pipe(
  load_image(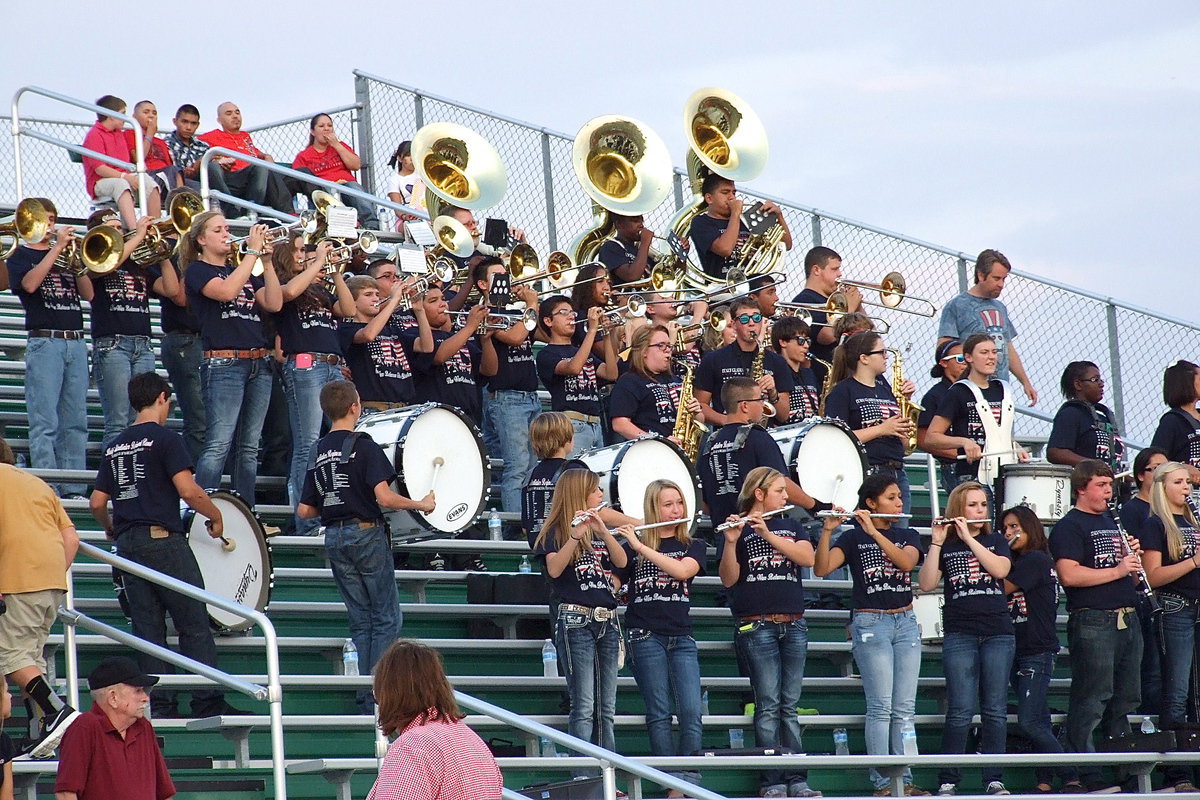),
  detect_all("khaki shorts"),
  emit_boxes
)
[91,176,135,203]
[0,589,64,675]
